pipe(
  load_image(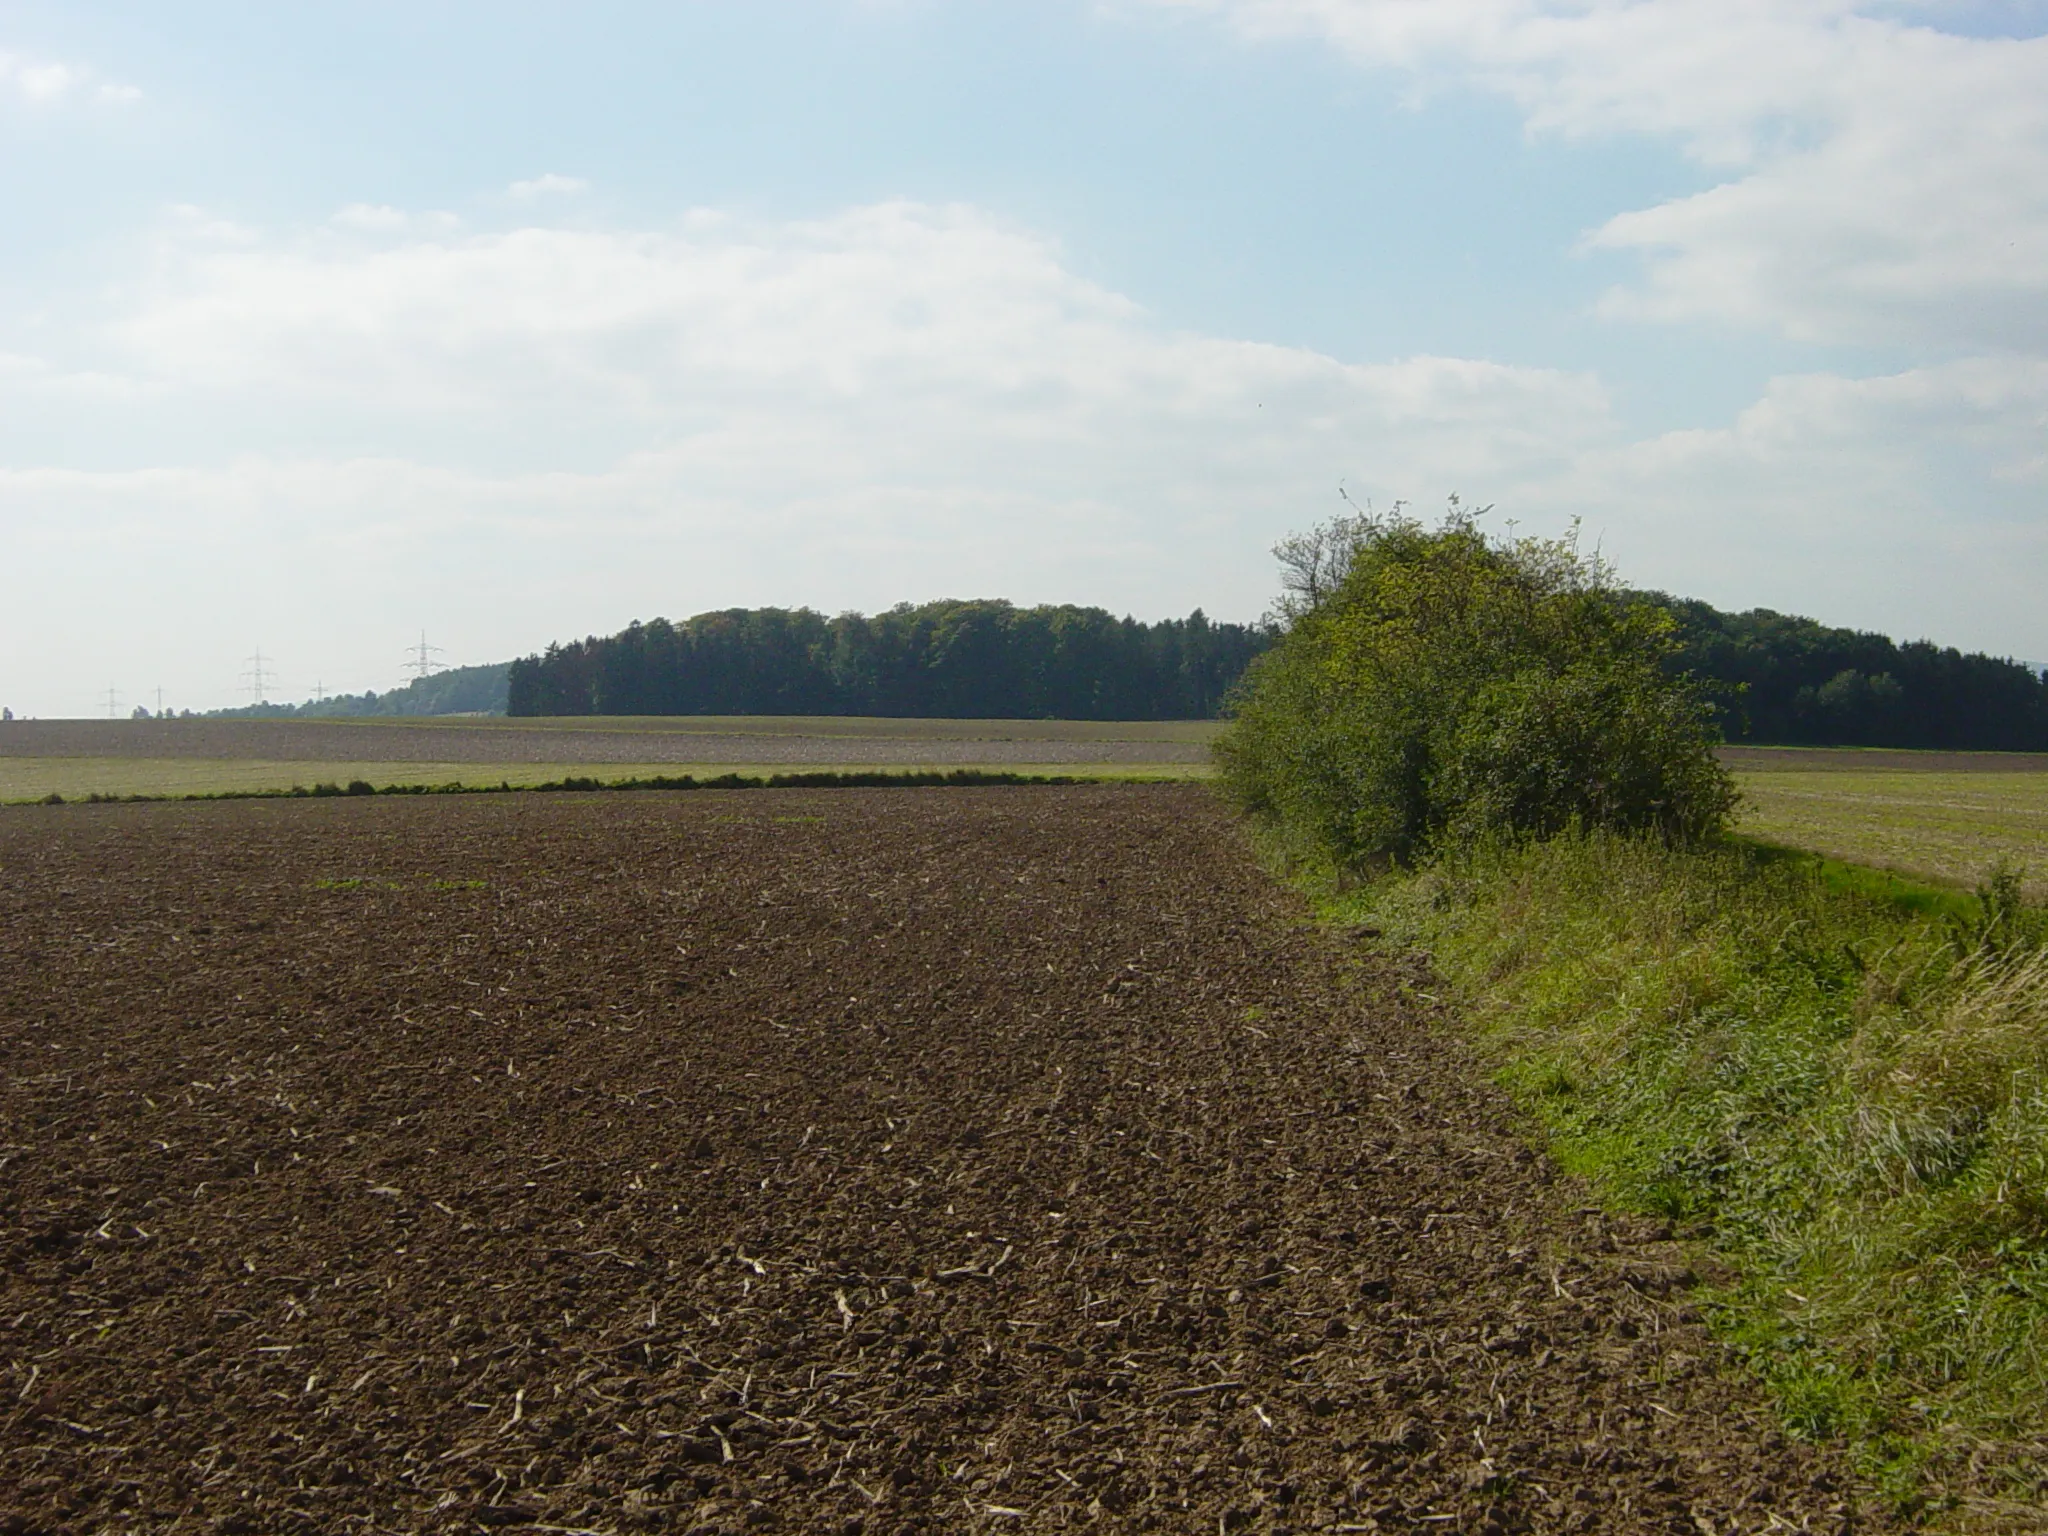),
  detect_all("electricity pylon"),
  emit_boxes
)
[241,648,276,705]
[404,631,447,682]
